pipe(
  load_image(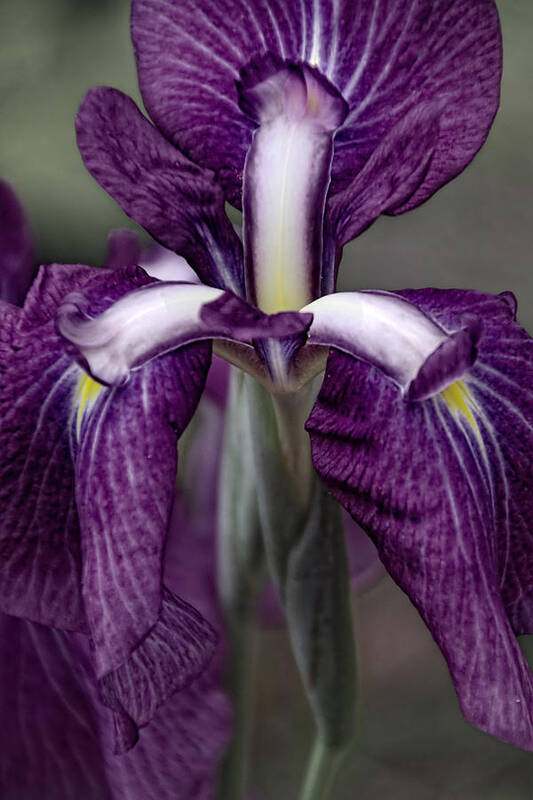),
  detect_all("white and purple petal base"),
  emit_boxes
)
[302,290,481,399]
